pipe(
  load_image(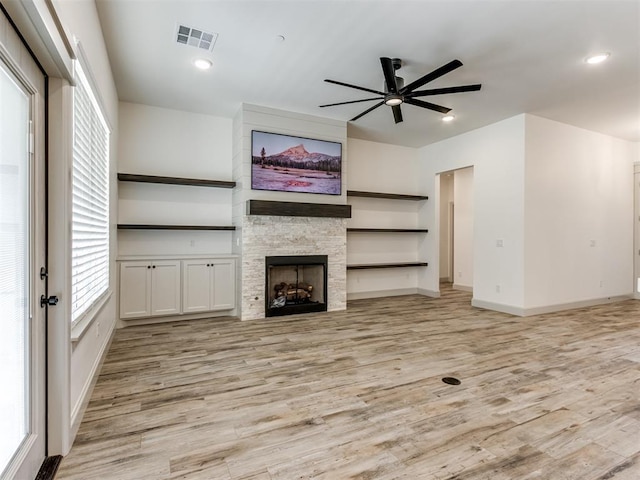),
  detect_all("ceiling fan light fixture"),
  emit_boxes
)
[585,52,610,64]
[193,58,213,70]
[442,114,456,122]
[385,94,403,106]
